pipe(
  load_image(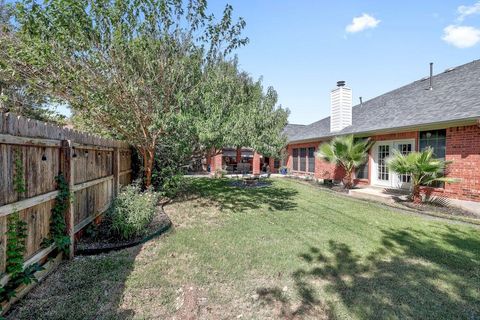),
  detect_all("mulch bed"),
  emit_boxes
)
[76,206,172,255]
[396,200,479,219]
